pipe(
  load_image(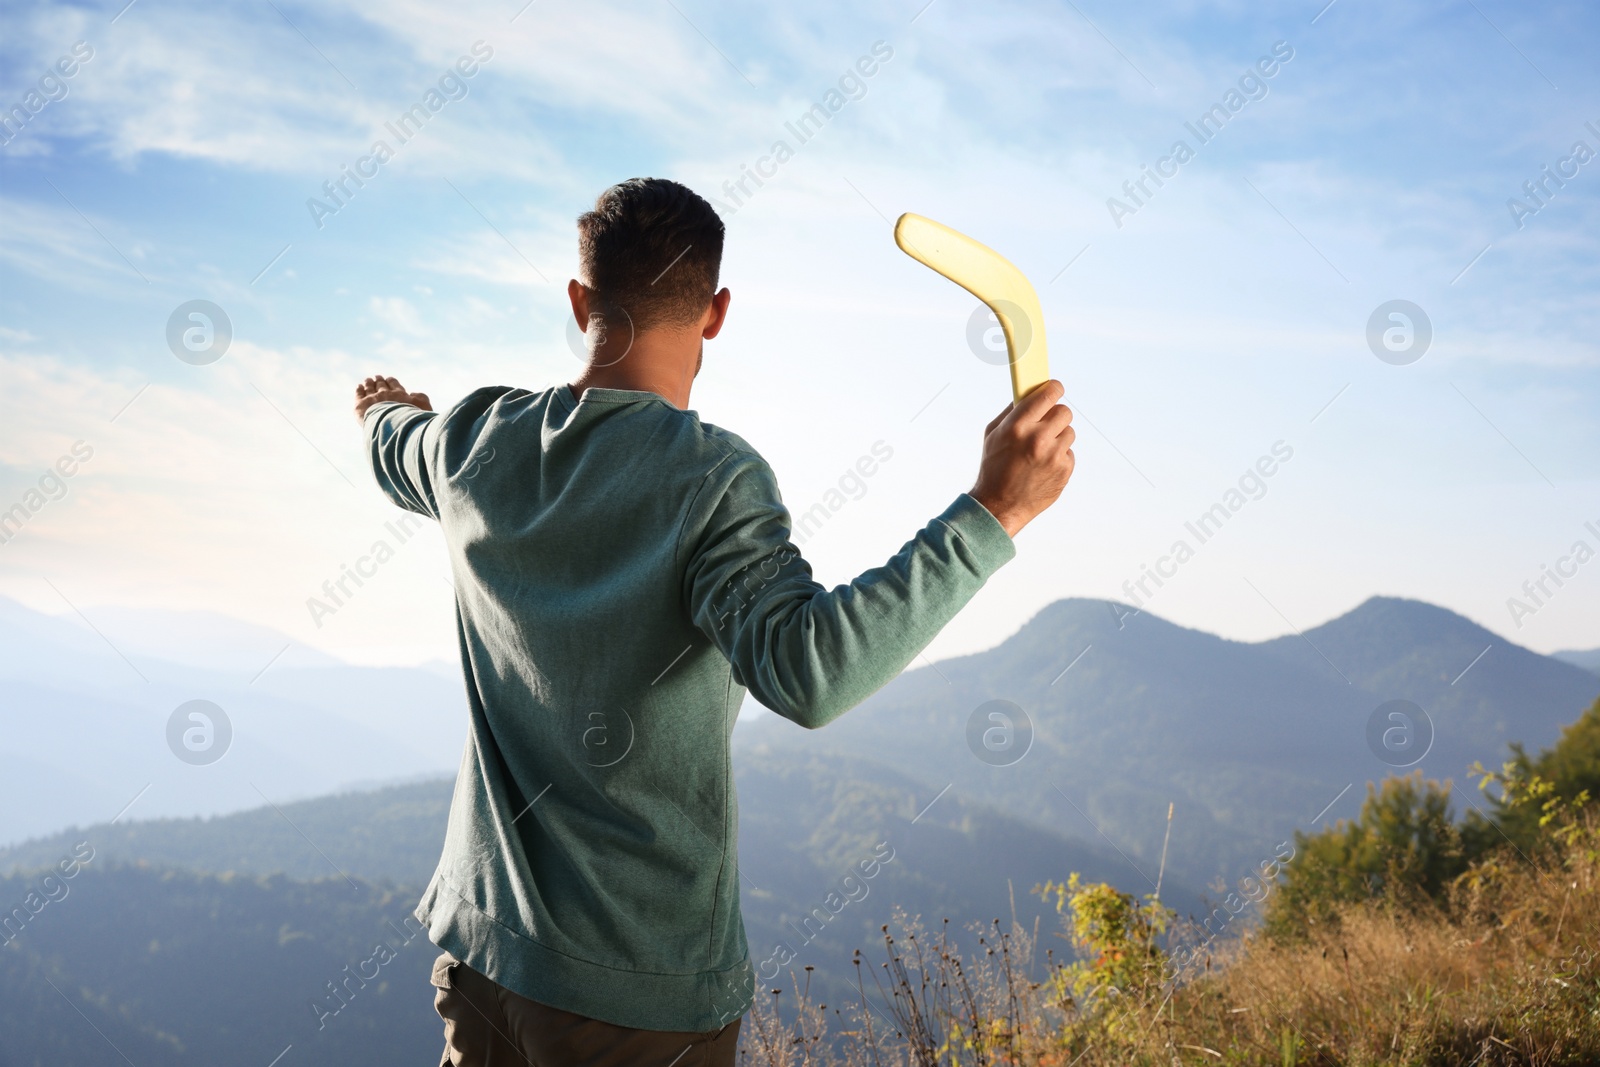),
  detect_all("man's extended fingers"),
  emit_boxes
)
[357,376,411,395]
